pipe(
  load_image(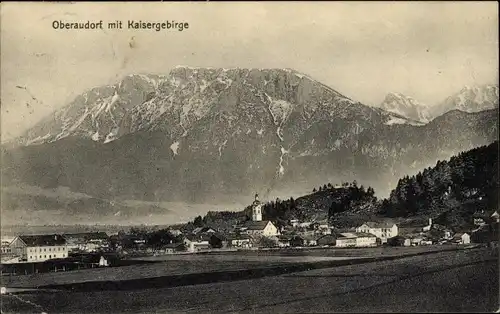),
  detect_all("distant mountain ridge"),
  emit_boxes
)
[379,84,499,123]
[1,67,498,214]
[432,84,499,117]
